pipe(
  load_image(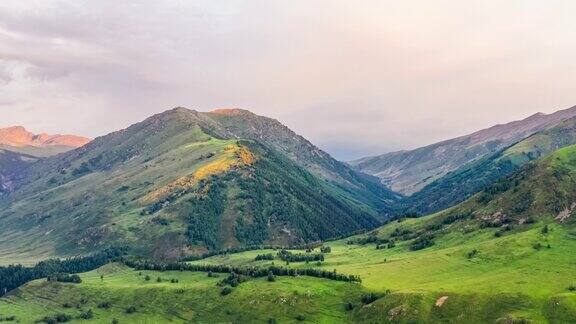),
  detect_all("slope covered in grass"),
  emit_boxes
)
[0,108,390,263]
[191,146,576,322]
[193,216,576,322]
[4,259,575,323]
[402,116,576,216]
